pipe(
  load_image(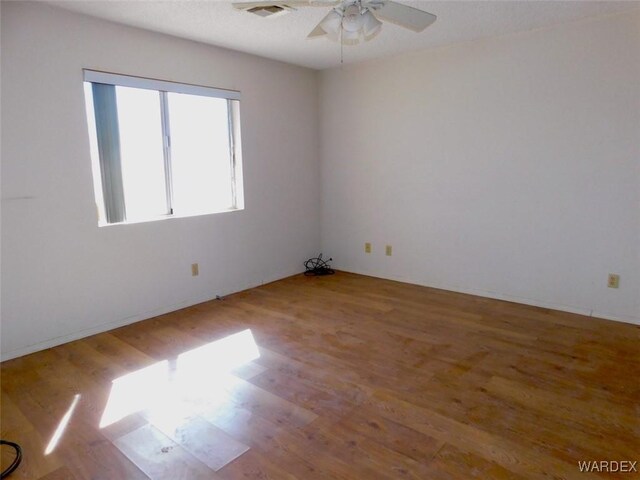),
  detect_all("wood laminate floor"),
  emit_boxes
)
[1,272,639,479]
